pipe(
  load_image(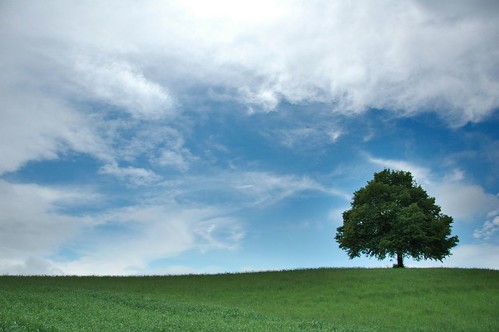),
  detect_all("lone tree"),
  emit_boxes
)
[335,169,458,268]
